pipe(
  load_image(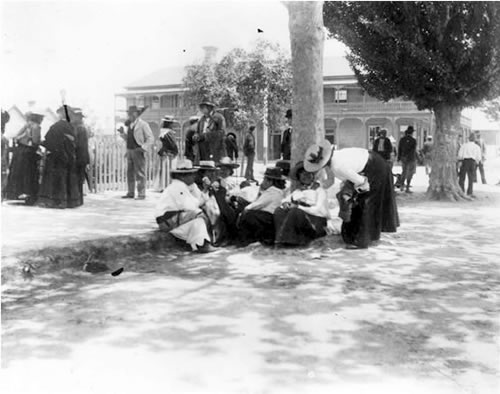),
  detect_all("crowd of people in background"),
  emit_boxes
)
[1,96,489,250]
[1,105,90,208]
